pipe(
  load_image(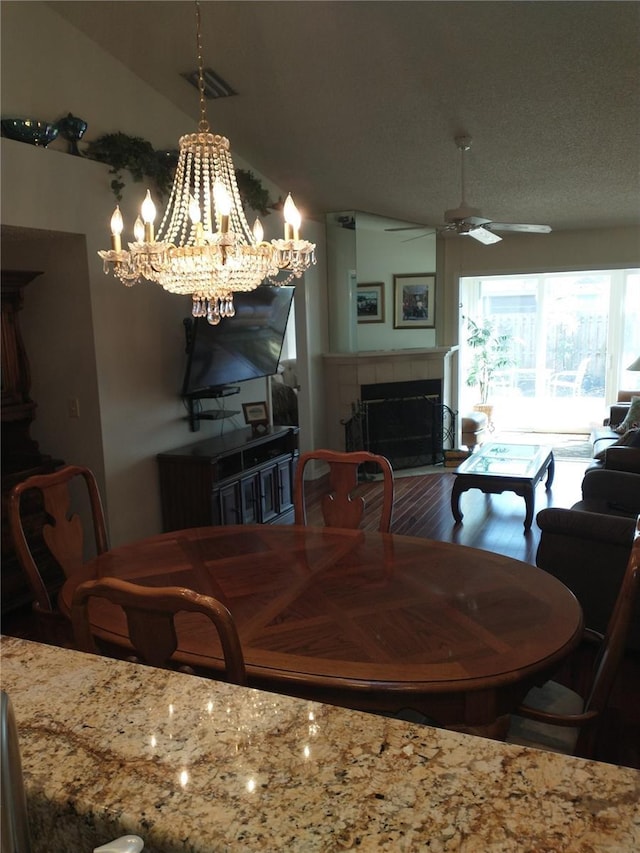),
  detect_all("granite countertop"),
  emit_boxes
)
[2,636,639,852]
